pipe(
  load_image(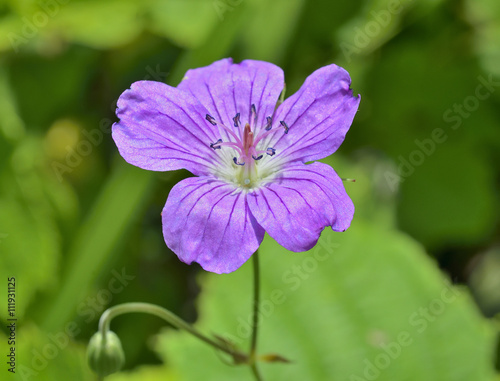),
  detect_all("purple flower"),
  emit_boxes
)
[112,58,360,274]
